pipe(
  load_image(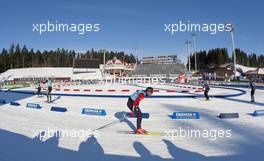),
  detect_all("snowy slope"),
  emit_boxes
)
[0,67,108,81]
